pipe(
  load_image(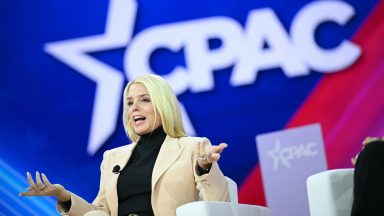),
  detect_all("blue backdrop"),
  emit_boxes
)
[1,0,381,215]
